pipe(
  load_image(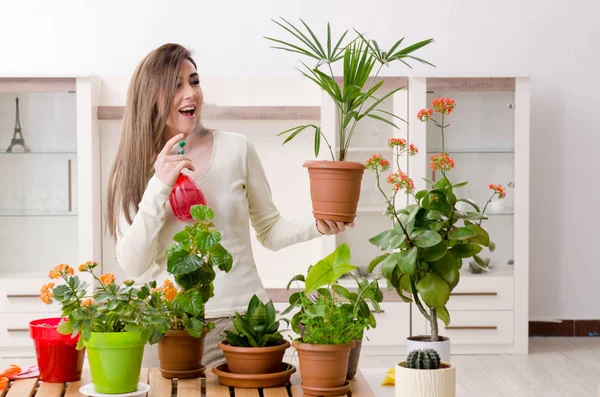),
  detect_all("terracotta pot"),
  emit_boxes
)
[303,160,365,223]
[346,337,363,380]
[292,339,355,389]
[218,340,290,374]
[158,328,209,379]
